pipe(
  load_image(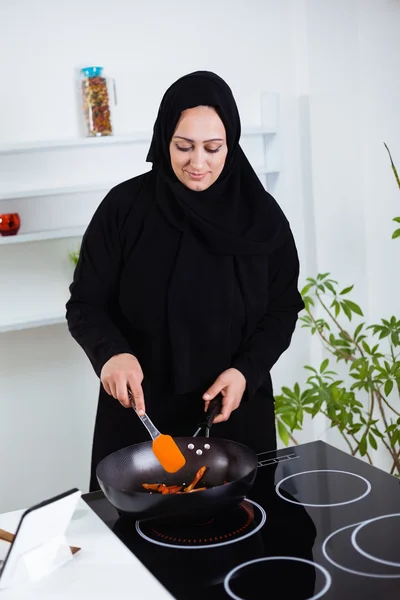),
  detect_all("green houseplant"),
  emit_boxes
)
[275,144,400,476]
[69,248,80,267]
